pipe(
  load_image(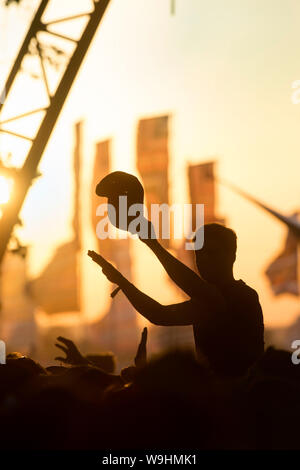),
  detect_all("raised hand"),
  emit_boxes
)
[55,336,88,366]
[134,327,148,368]
[121,328,148,384]
[88,250,124,285]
